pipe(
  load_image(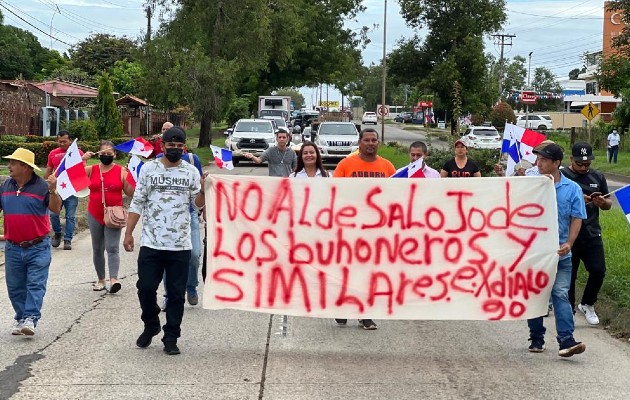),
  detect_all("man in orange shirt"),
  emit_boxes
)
[332,128,395,330]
